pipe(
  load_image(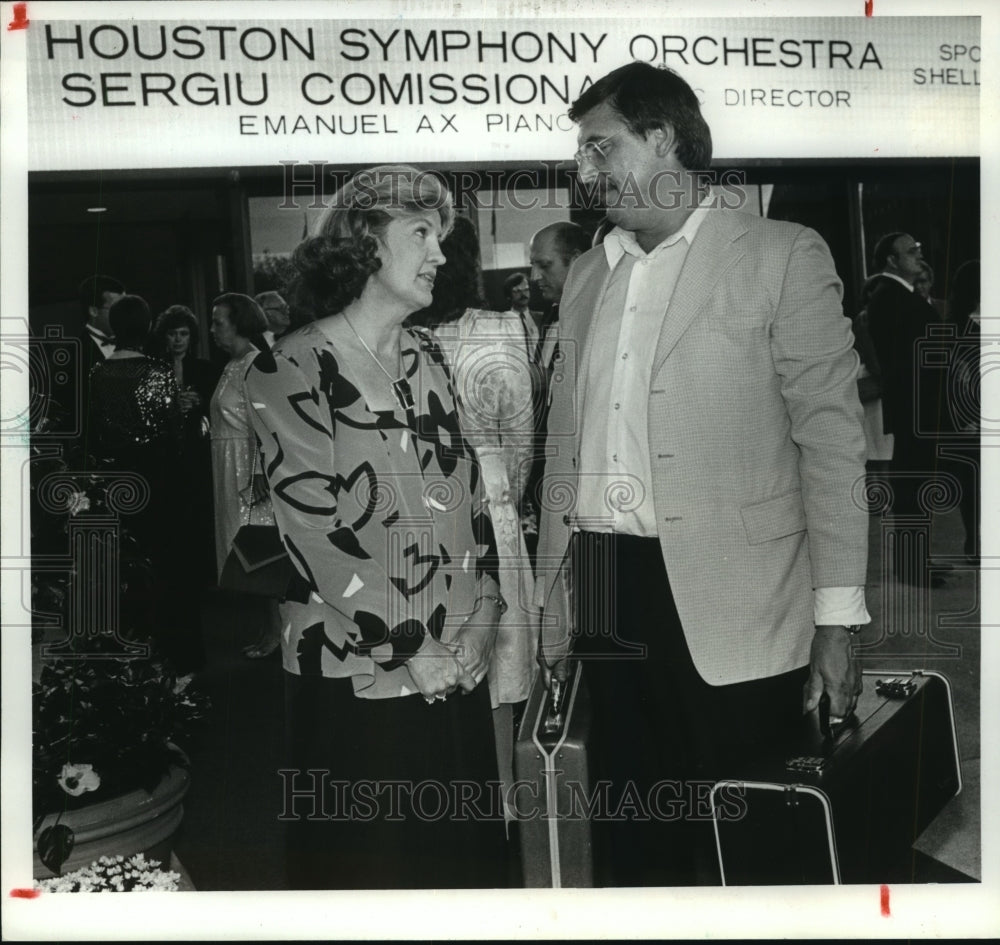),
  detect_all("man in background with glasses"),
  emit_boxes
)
[533,62,870,885]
